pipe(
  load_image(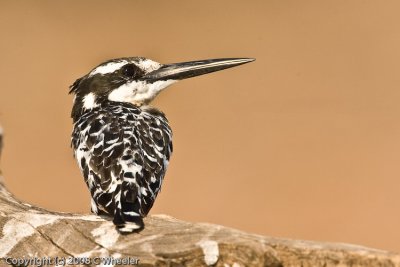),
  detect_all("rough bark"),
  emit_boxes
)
[0,129,399,267]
